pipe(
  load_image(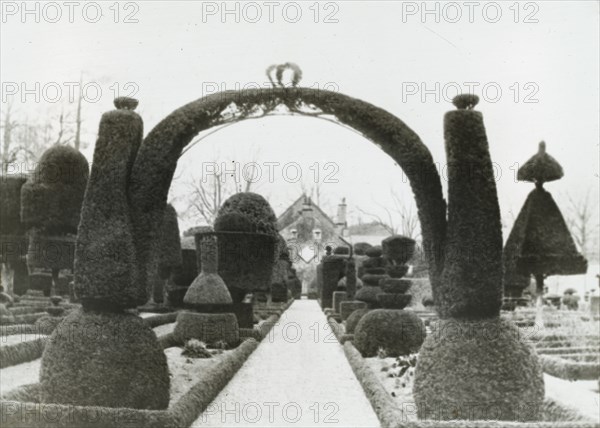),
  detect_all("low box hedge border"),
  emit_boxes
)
[342,341,598,428]
[326,315,345,343]
[1,324,38,336]
[0,337,47,369]
[0,302,293,428]
[1,313,46,326]
[536,347,599,355]
[540,355,600,381]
